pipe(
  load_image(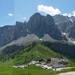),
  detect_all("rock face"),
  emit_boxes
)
[0,22,27,47]
[56,21,72,32]
[0,13,66,47]
[53,15,70,23]
[53,15,72,32]
[67,21,75,39]
[53,15,75,41]
[28,13,63,40]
